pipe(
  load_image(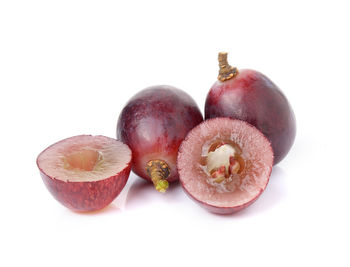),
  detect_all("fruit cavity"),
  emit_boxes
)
[64,149,101,171]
